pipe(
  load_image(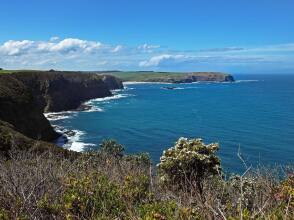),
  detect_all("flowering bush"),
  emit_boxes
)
[157,137,221,192]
